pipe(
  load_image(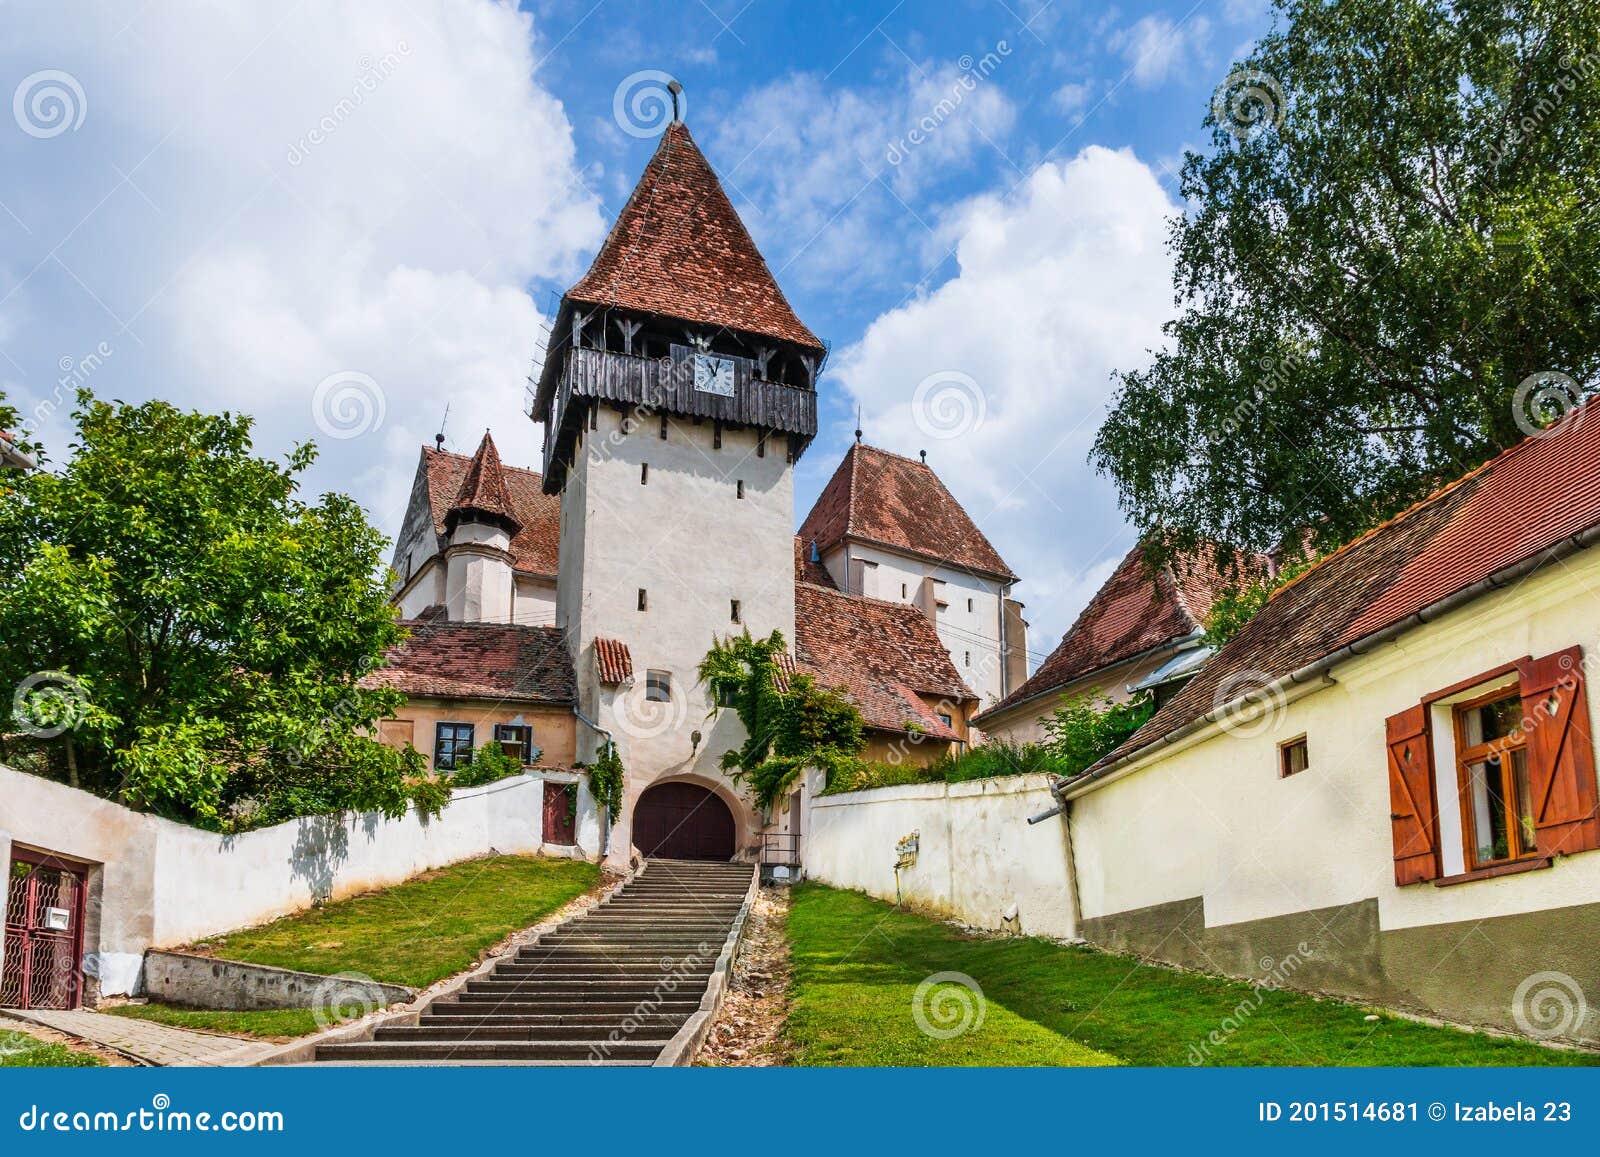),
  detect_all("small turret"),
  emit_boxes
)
[444,432,519,622]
